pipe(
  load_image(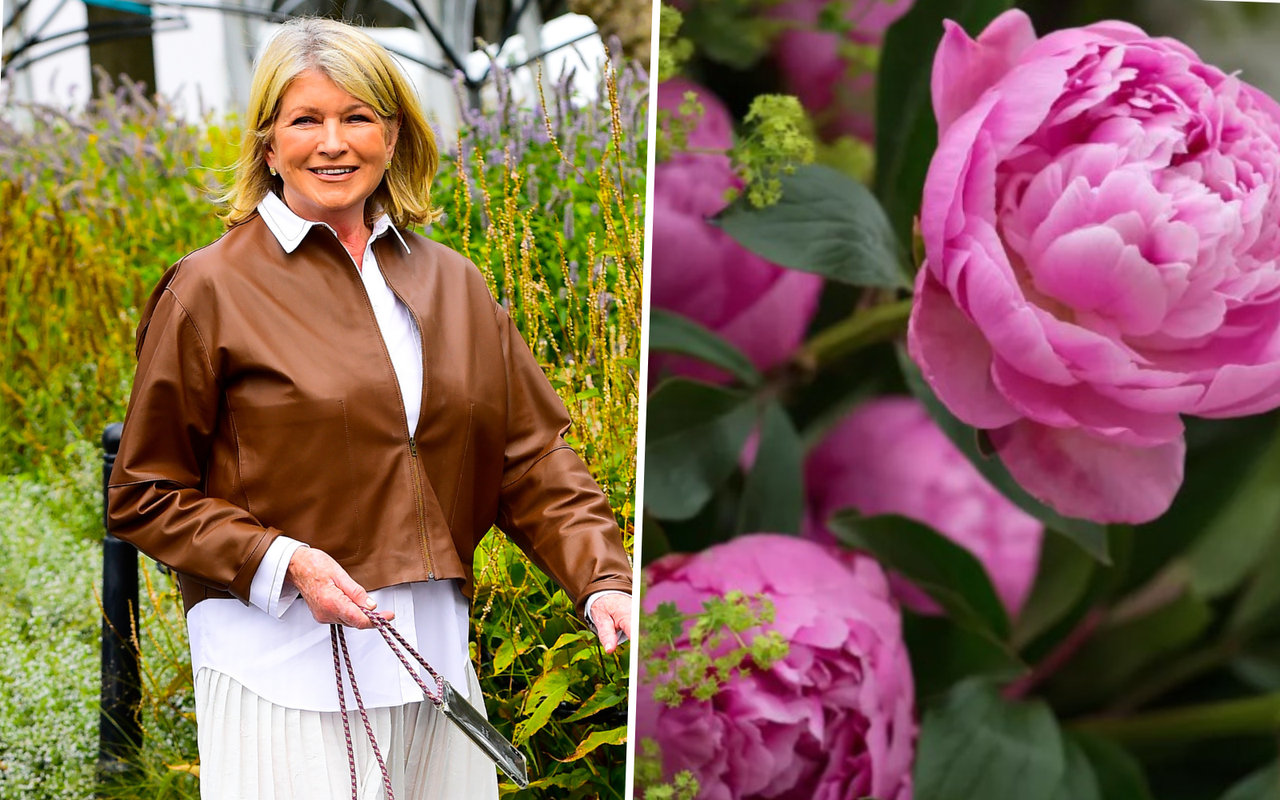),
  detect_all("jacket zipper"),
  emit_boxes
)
[407,435,435,580]
[341,237,436,581]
